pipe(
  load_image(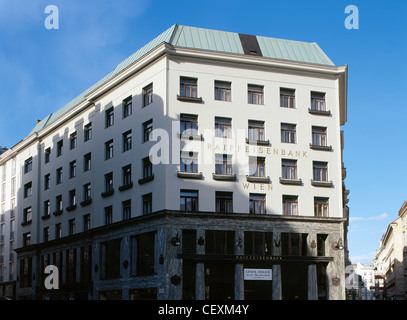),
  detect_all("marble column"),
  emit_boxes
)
[234,230,244,300]
[195,229,205,300]
[272,231,282,300]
